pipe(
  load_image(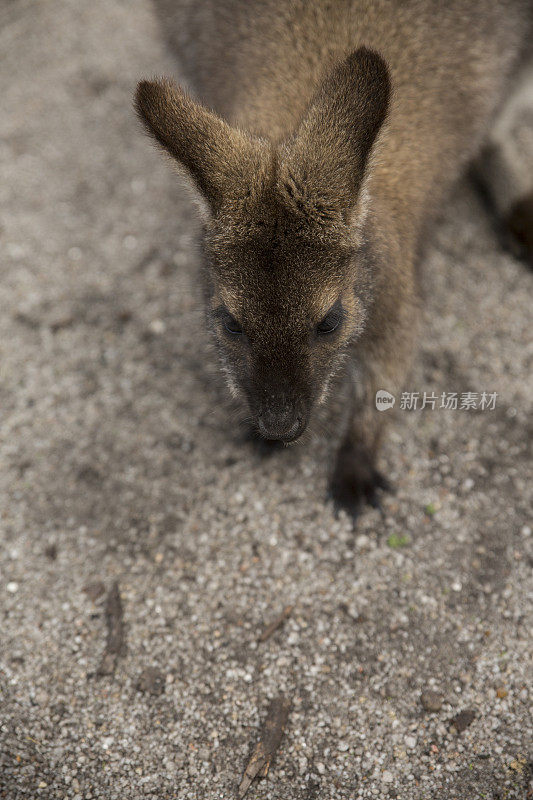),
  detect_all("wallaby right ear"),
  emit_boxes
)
[281,48,391,225]
[134,78,265,216]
